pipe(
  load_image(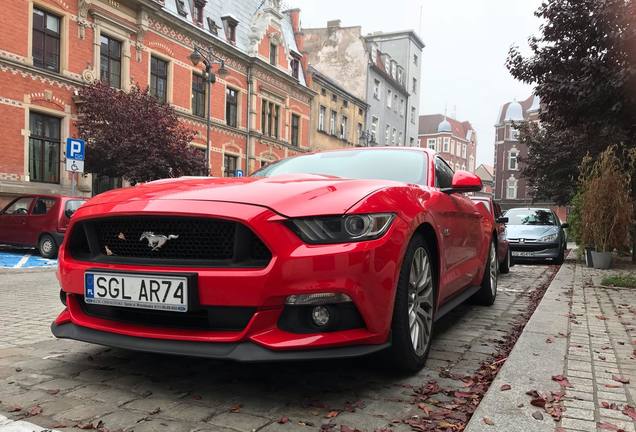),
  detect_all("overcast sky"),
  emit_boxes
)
[288,0,543,166]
